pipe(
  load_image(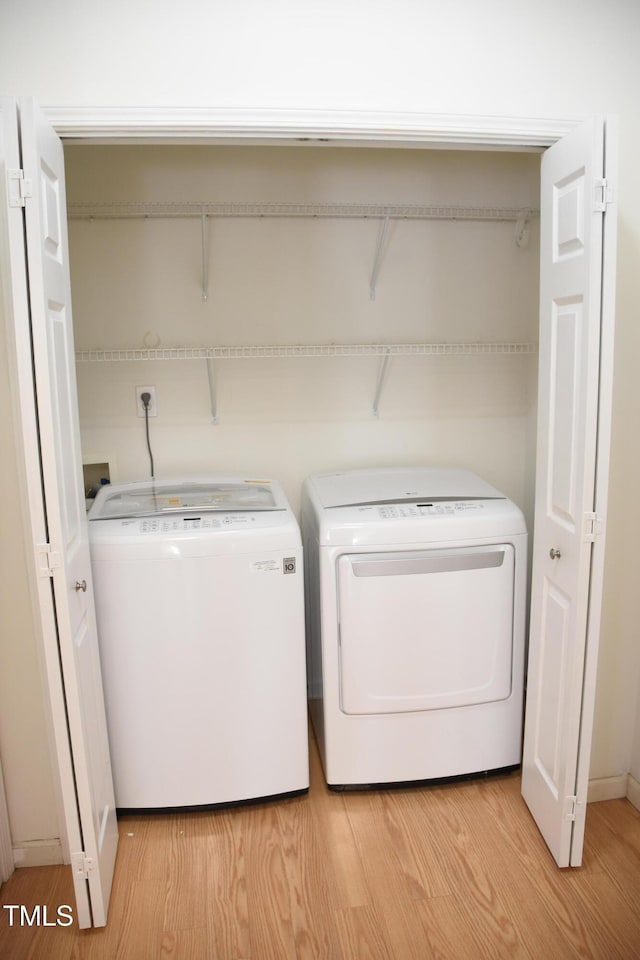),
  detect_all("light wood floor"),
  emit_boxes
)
[2,736,640,959]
